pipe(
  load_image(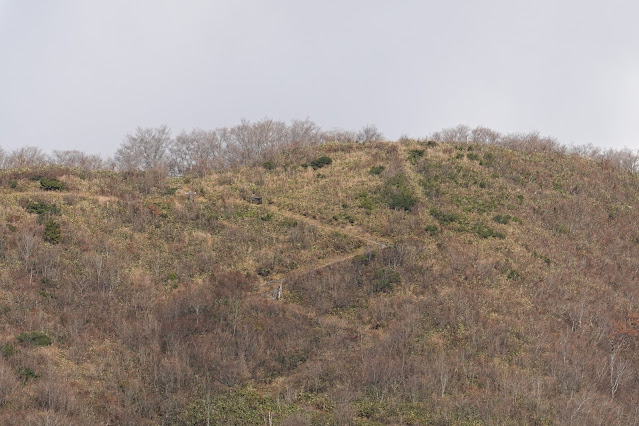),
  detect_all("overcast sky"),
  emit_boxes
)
[1,0,638,156]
